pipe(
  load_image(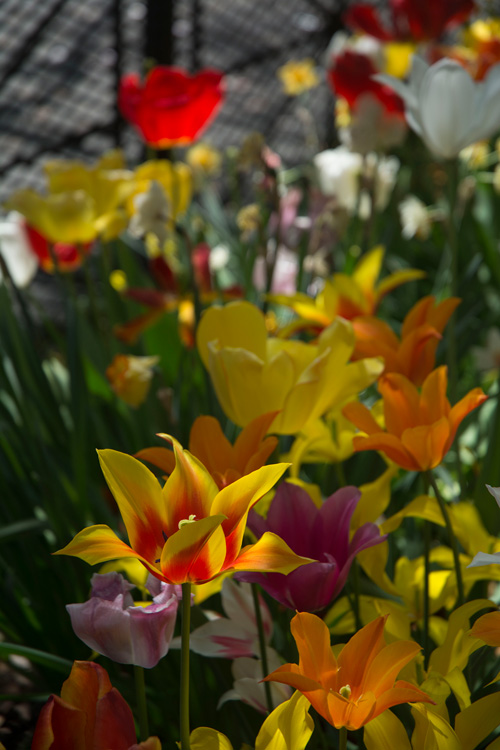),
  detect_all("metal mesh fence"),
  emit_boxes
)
[1,0,497,203]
